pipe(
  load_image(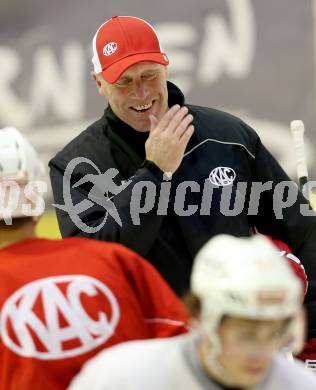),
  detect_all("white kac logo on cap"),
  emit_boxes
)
[0,275,120,359]
[103,42,118,56]
[209,167,236,186]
